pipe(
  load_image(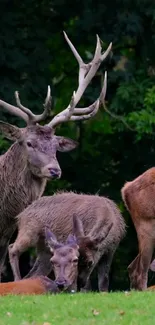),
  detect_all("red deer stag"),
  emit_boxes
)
[0,276,59,295]
[9,192,125,292]
[0,32,112,281]
[121,167,155,290]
